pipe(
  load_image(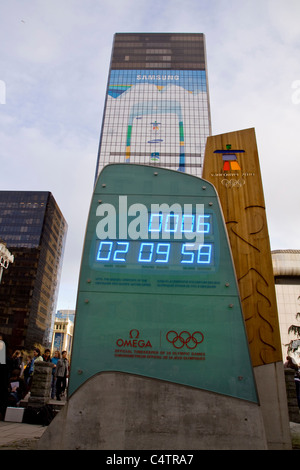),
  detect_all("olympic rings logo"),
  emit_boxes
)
[166,331,204,349]
[221,178,245,188]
